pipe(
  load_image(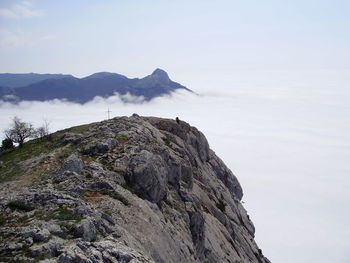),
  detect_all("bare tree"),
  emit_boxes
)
[36,119,51,139]
[36,127,46,139]
[5,117,36,147]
